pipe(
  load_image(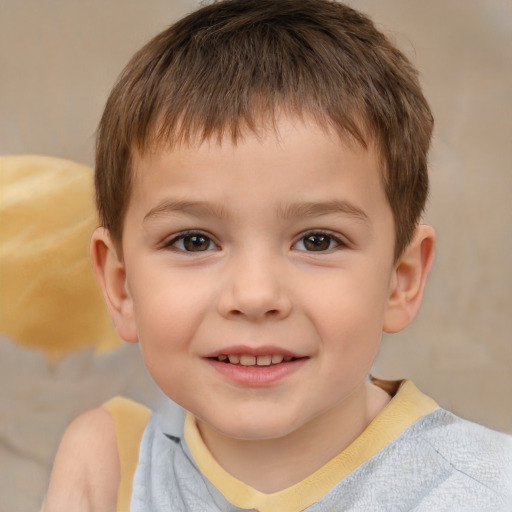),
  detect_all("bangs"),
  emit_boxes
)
[105,0,376,153]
